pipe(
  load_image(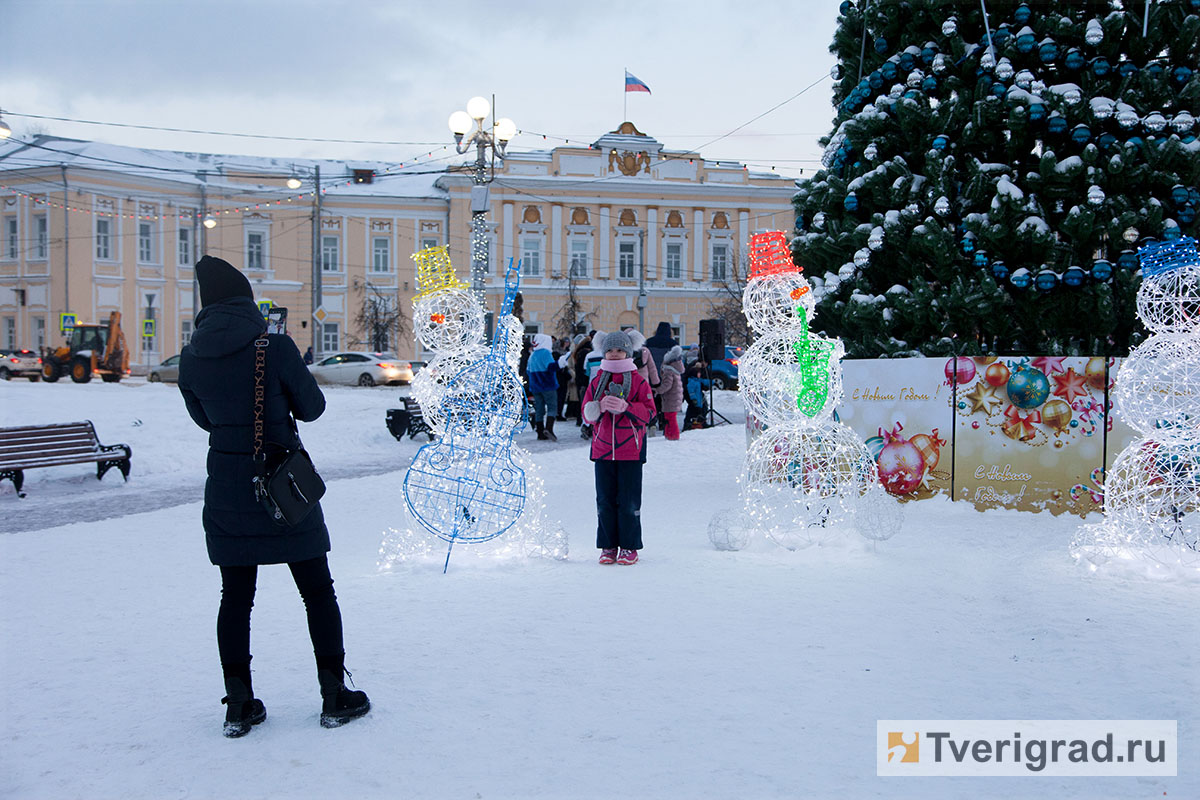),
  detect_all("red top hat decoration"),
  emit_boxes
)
[748,231,801,279]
